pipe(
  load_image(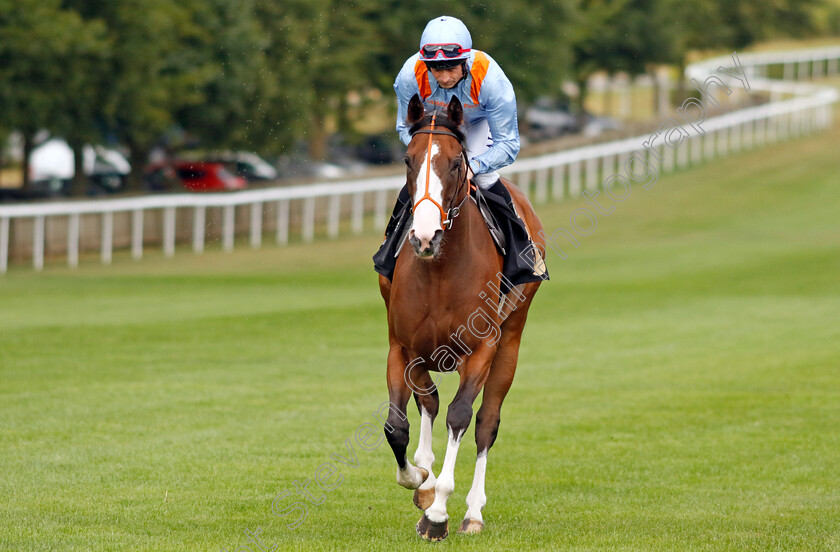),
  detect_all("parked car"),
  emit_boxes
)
[522,97,621,140]
[29,138,131,196]
[204,151,278,182]
[522,98,579,140]
[145,161,247,192]
[354,134,404,165]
